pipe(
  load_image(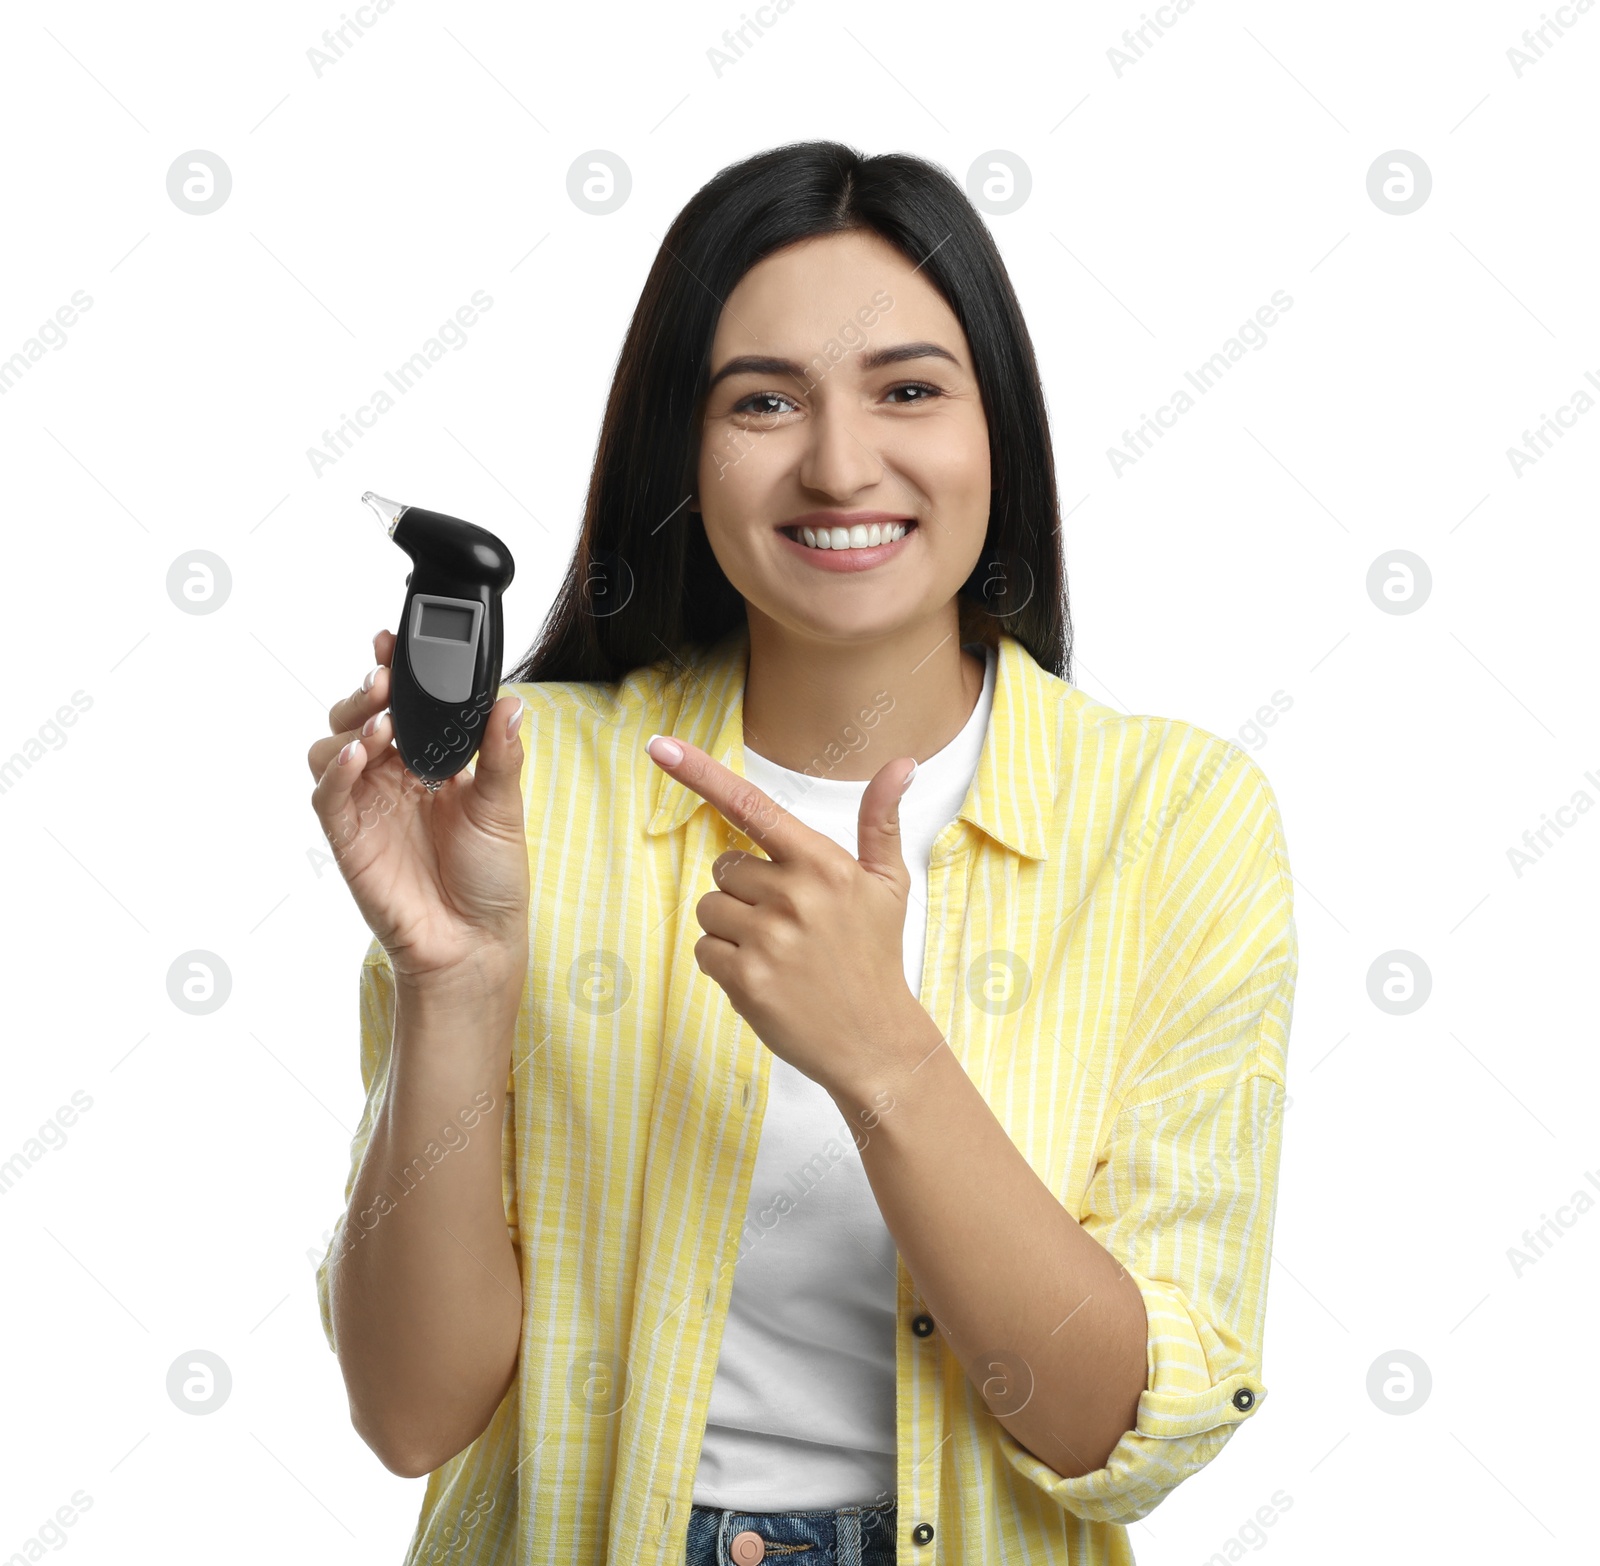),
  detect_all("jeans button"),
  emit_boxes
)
[731,1529,766,1564]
